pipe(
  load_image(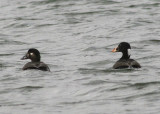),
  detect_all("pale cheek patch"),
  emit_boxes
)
[30,53,34,56]
[128,49,131,56]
